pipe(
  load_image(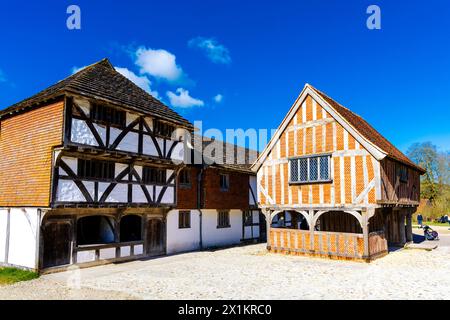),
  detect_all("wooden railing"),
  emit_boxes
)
[368,231,388,257]
[74,241,145,264]
[269,228,365,259]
